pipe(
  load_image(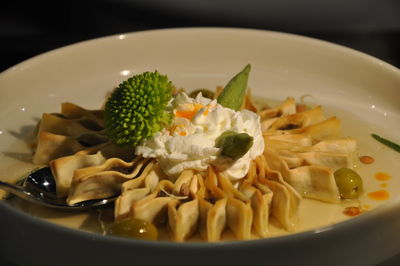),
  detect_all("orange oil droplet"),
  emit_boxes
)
[367,190,390,201]
[375,172,391,181]
[179,131,187,136]
[359,155,374,164]
[343,206,362,217]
